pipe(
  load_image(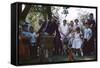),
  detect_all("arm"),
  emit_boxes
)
[87,29,92,41]
[37,22,46,33]
[59,25,66,37]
